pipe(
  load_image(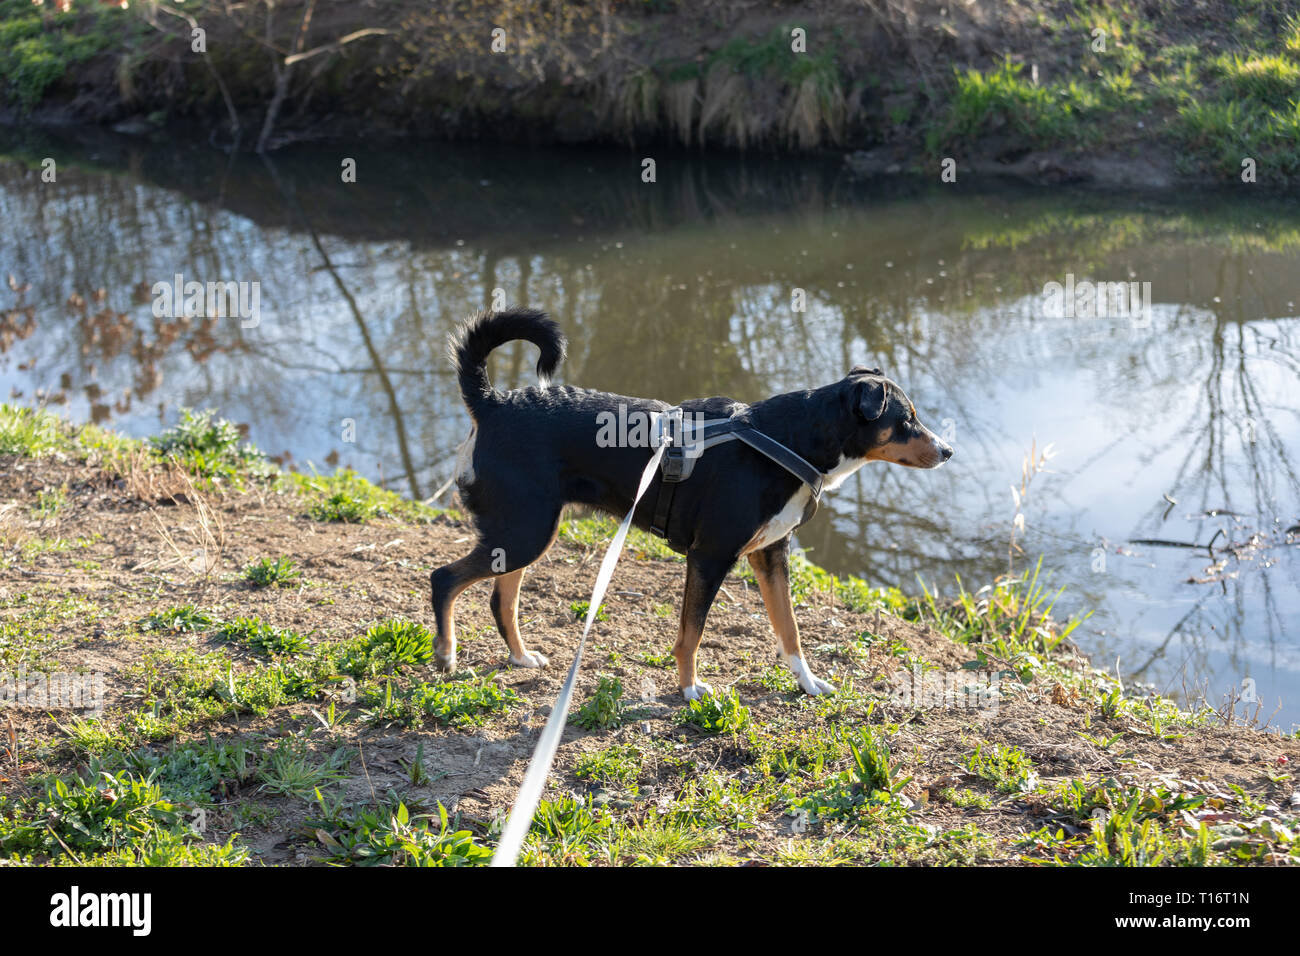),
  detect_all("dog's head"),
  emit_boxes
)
[838,365,952,469]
